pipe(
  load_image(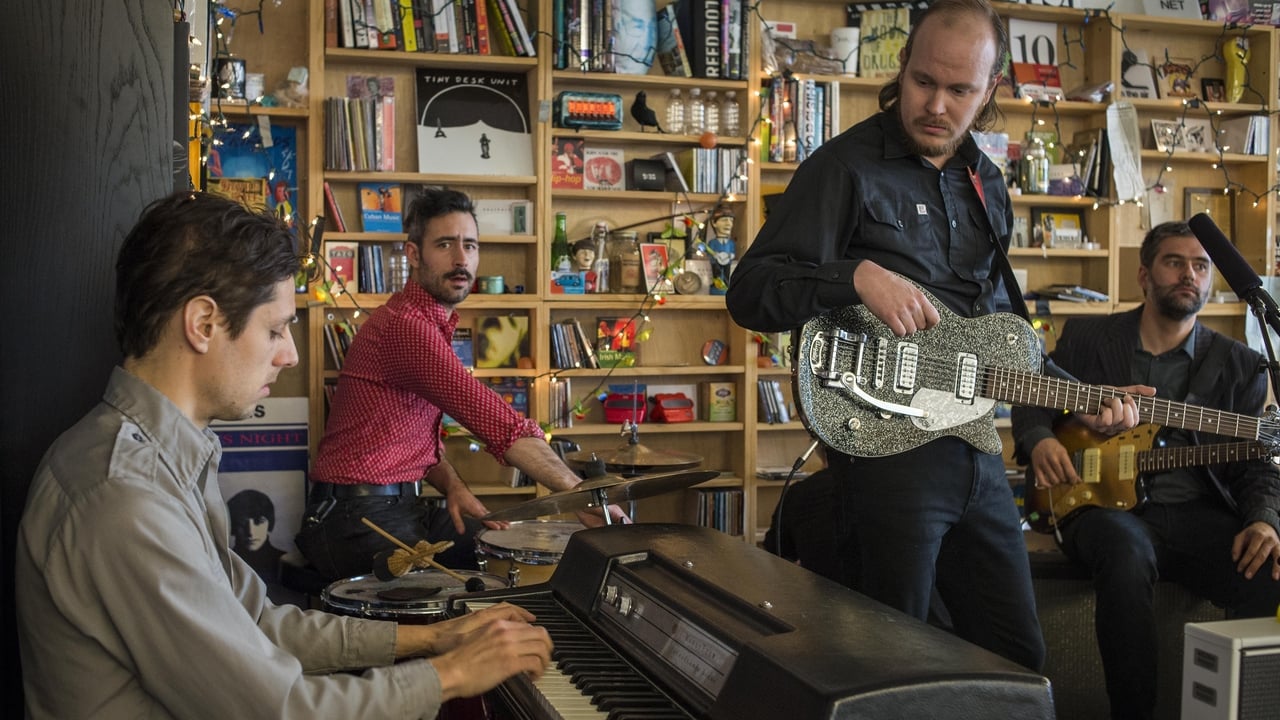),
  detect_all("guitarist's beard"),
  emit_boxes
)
[1150,280,1209,320]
